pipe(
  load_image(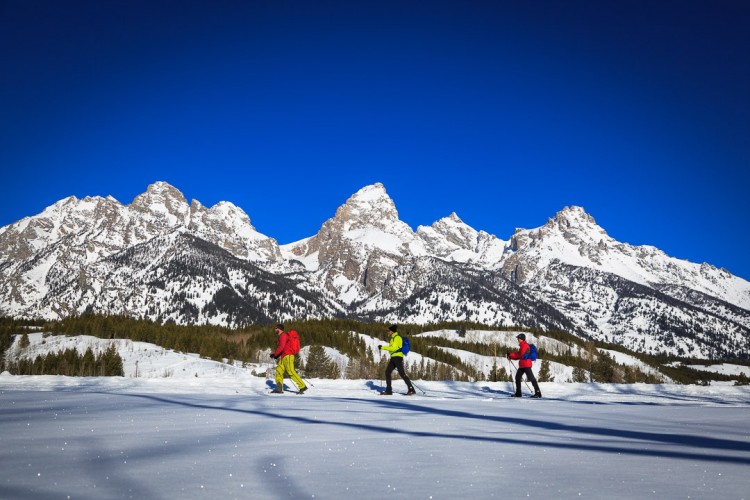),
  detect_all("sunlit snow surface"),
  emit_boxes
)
[2,373,749,499]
